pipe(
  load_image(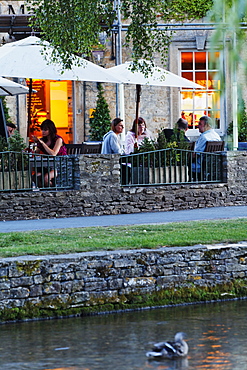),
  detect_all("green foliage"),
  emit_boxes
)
[26,0,115,69]
[137,128,190,151]
[168,0,214,19]
[122,0,213,73]
[1,131,27,171]
[0,136,8,152]
[89,83,111,141]
[227,98,247,142]
[156,128,190,150]
[8,130,27,152]
[26,0,213,73]
[133,128,191,166]
[0,97,13,126]
[136,136,156,153]
[156,129,167,150]
[0,280,246,322]
[209,0,247,81]
[133,124,190,154]
[8,131,26,152]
